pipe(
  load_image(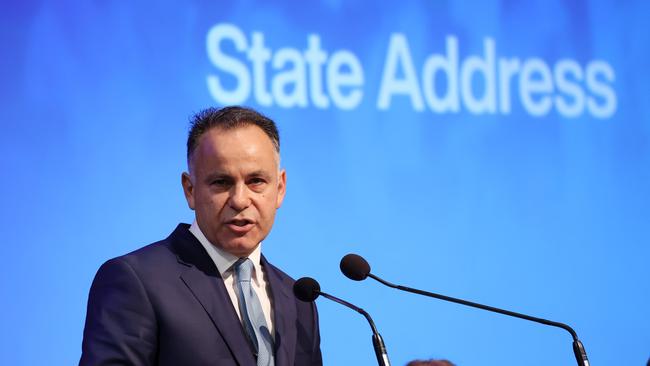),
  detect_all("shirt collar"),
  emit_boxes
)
[188,221,263,281]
